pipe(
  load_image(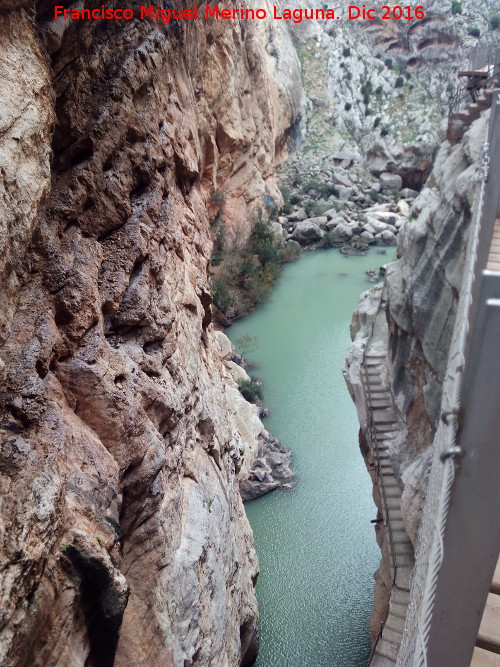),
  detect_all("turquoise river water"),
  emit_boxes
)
[227,248,386,667]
